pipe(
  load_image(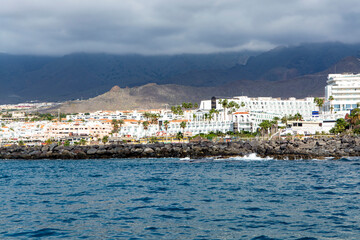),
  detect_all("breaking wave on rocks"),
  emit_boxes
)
[224,153,274,161]
[180,153,274,162]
